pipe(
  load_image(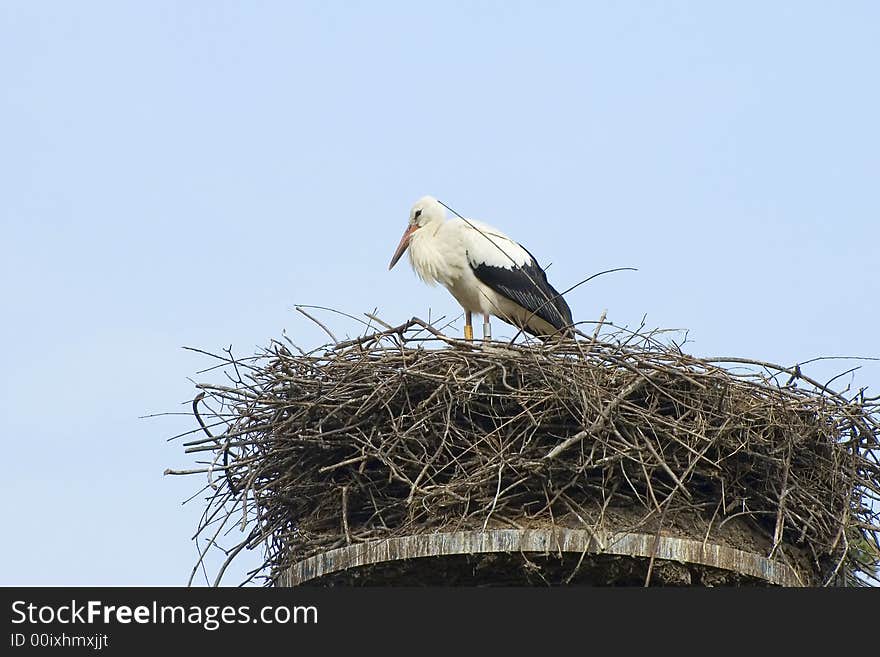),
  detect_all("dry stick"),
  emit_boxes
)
[701,499,724,553]
[482,464,505,532]
[165,467,212,476]
[296,303,377,331]
[194,538,211,586]
[223,345,244,385]
[508,268,637,343]
[182,346,263,372]
[364,312,394,330]
[587,309,608,352]
[296,306,339,344]
[318,454,370,473]
[212,538,251,587]
[187,501,239,587]
[191,392,239,495]
[406,401,453,504]
[823,531,850,586]
[638,429,693,501]
[769,444,793,560]
[341,486,351,545]
[703,356,854,403]
[543,376,648,460]
[644,501,671,588]
[332,317,459,350]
